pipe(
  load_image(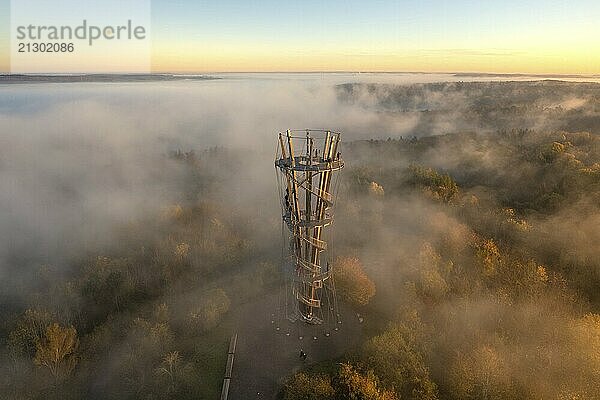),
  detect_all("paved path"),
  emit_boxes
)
[228,291,362,399]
